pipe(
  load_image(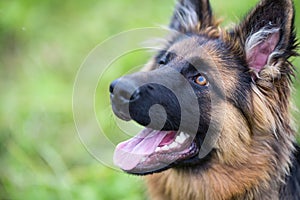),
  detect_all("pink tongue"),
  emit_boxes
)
[113,128,172,171]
